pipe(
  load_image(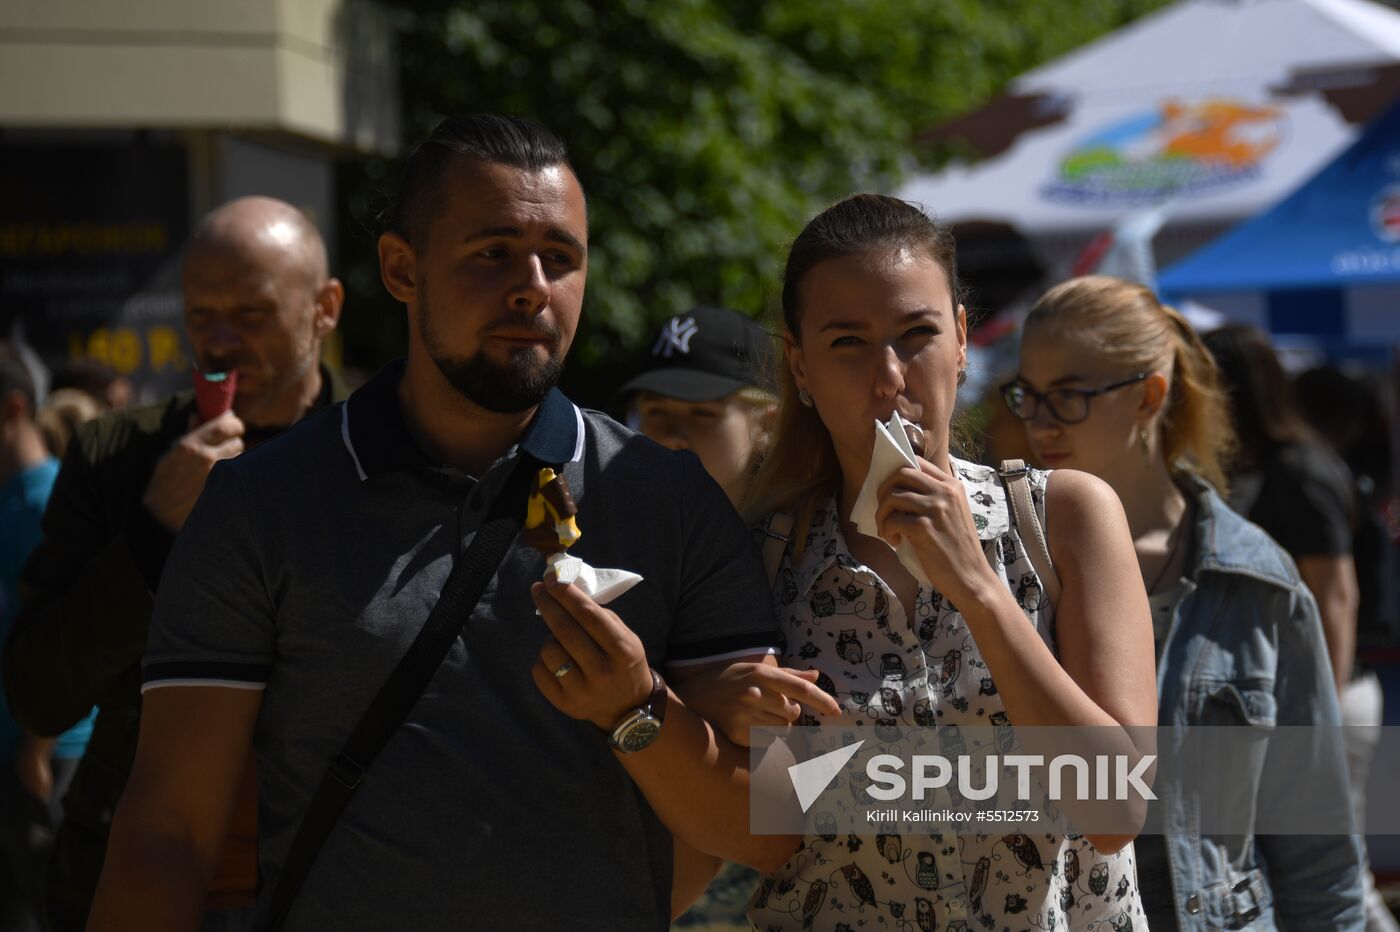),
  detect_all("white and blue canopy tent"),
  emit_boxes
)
[897,0,1400,287]
[1159,95,1400,363]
